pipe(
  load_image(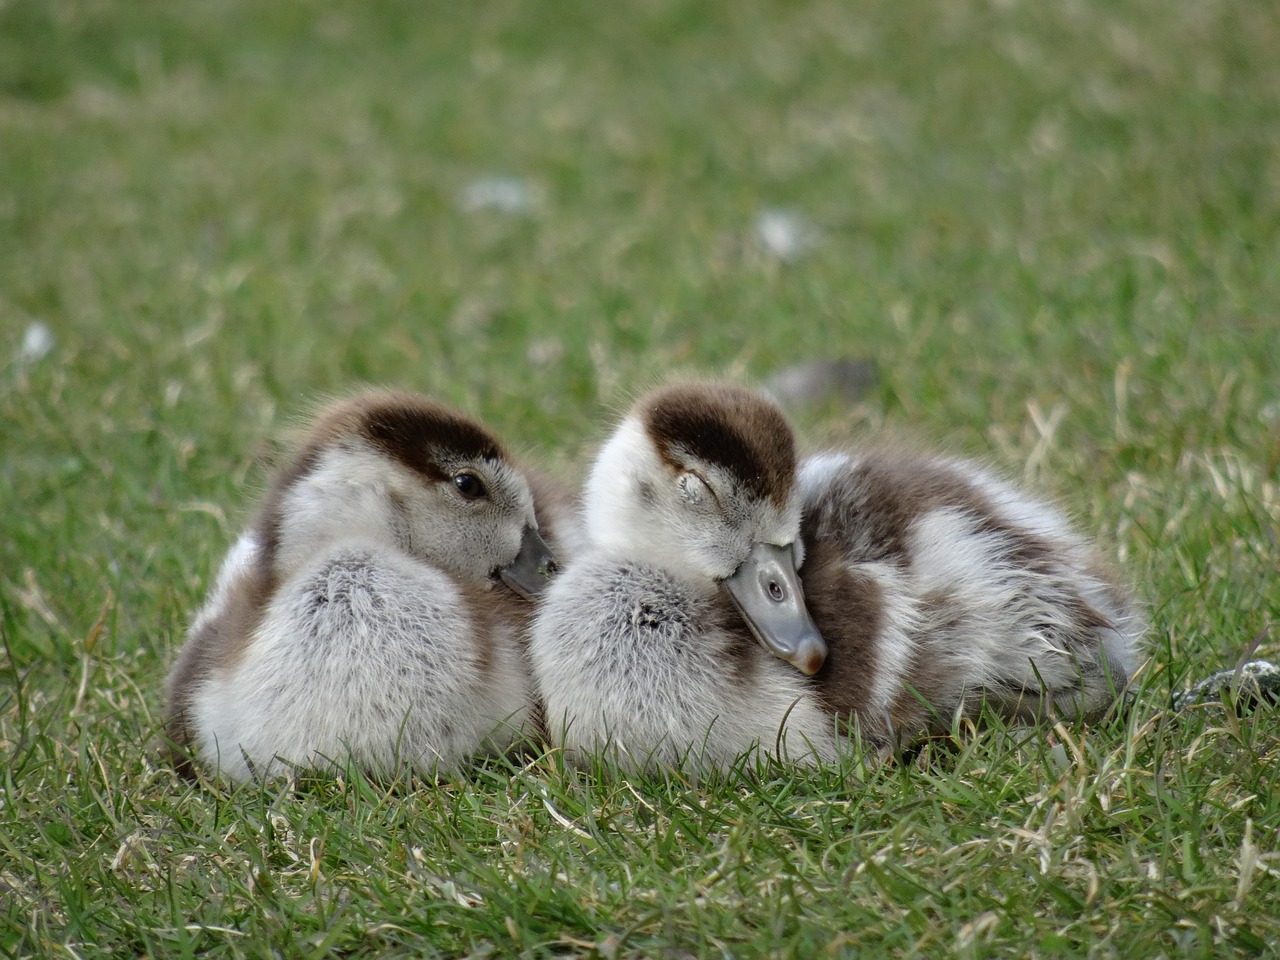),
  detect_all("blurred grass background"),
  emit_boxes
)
[2,0,1278,956]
